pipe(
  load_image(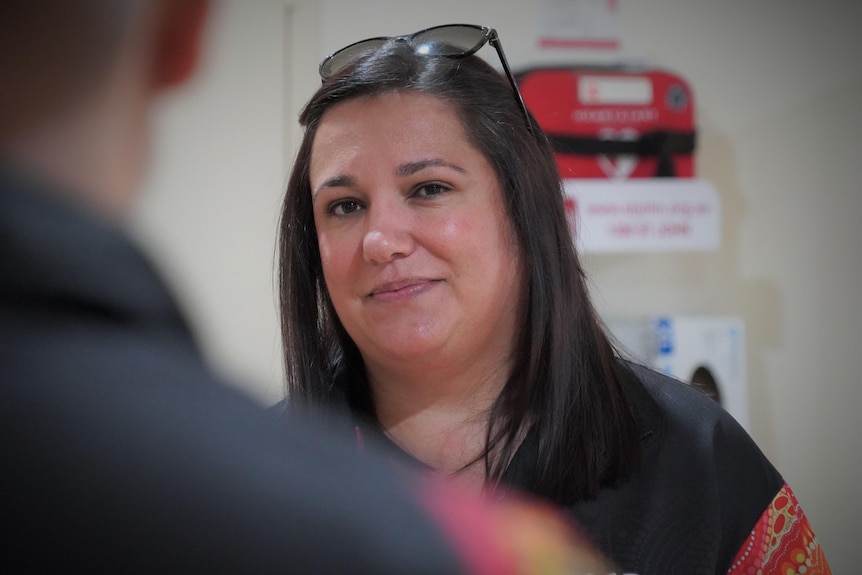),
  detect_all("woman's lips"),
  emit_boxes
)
[368,278,440,303]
